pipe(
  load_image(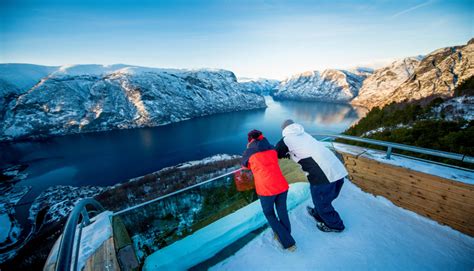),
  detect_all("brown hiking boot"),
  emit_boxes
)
[286,245,297,252]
